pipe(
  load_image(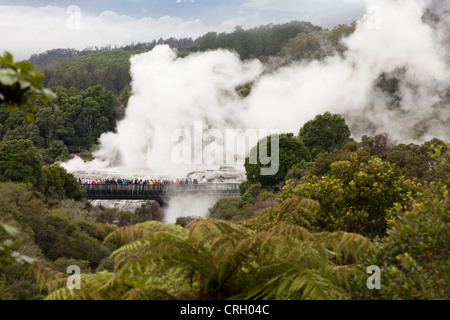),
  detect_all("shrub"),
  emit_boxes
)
[133,201,163,223]
[352,145,450,299]
[208,198,243,221]
[283,154,422,238]
[52,257,91,274]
